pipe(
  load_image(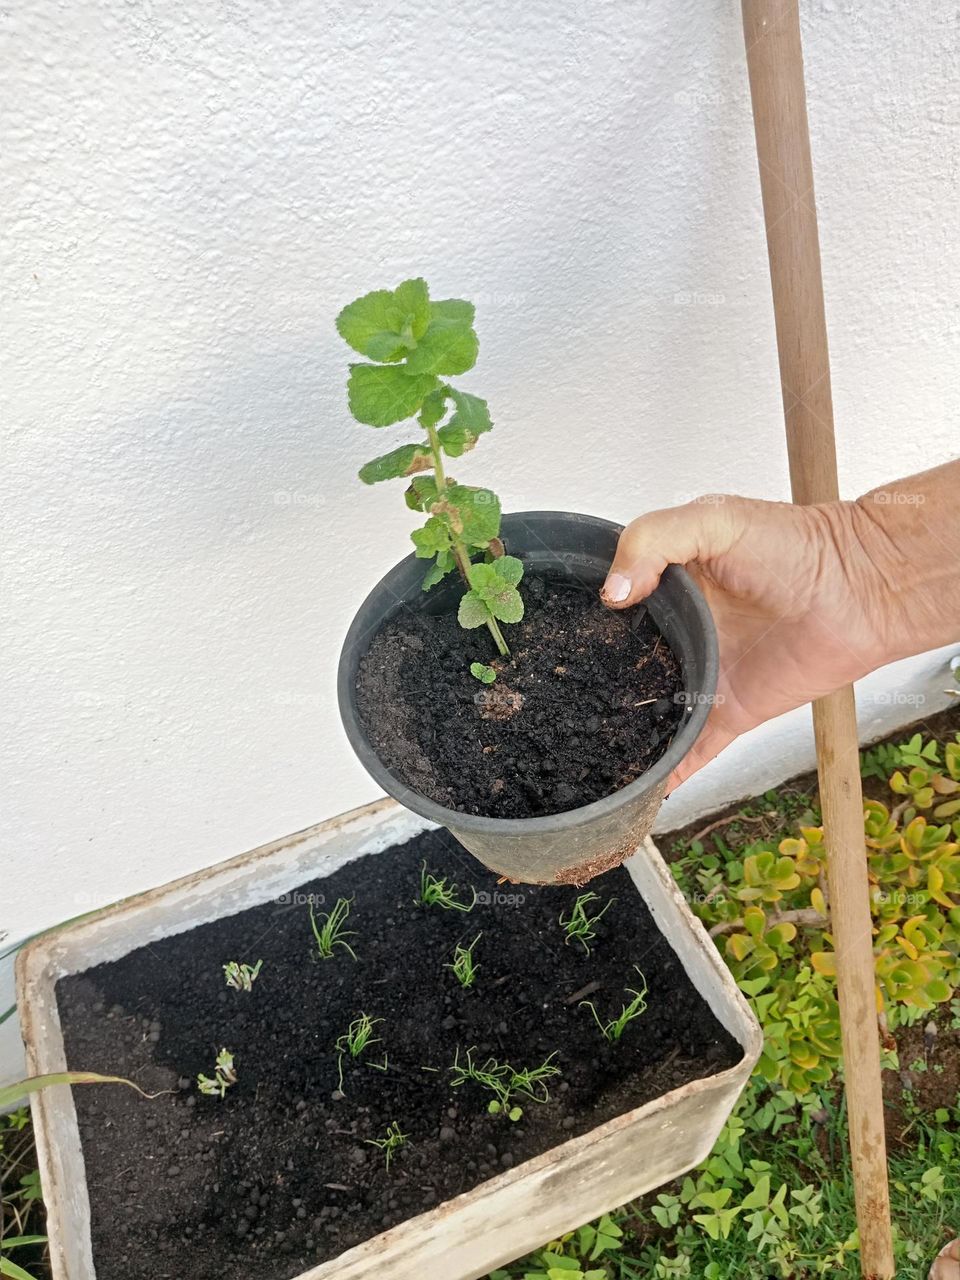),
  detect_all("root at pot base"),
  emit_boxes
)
[356,571,684,819]
[55,826,741,1280]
